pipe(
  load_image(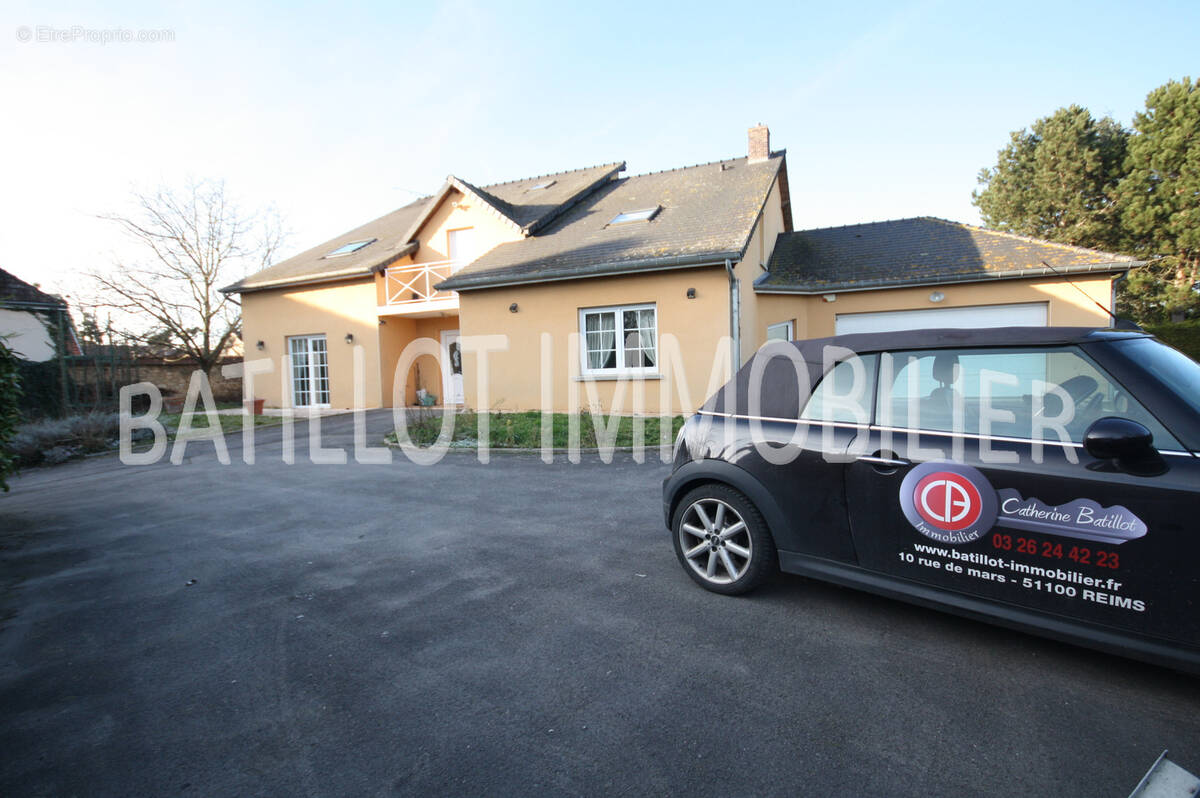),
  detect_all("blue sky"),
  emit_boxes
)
[2,0,1197,296]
